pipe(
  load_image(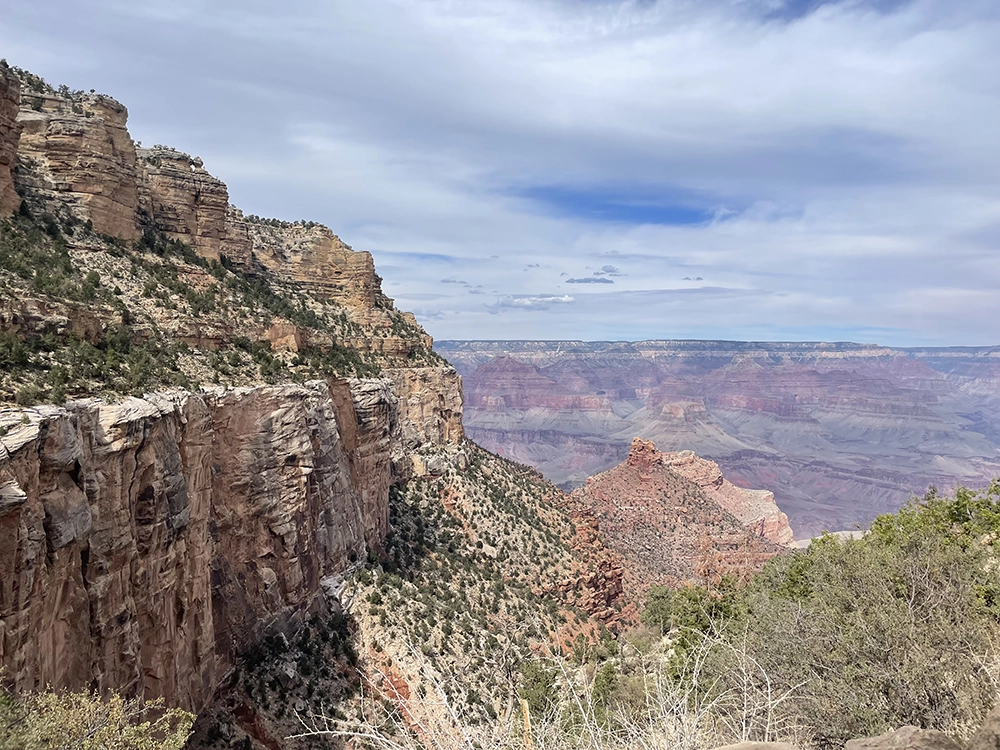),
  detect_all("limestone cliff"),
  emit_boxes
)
[2,69,429,366]
[0,65,20,217]
[0,379,406,714]
[138,147,229,261]
[14,76,141,239]
[383,366,465,451]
